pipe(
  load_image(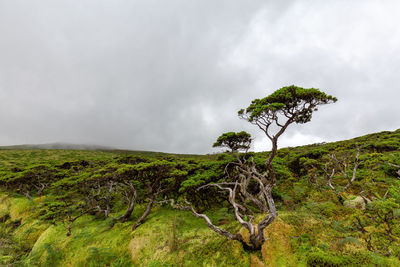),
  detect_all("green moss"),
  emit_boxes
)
[306,250,400,267]
[26,216,133,266]
[128,207,249,266]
